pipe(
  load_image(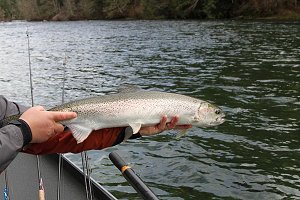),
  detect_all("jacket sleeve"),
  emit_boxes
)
[23,127,125,155]
[0,95,28,173]
[23,126,143,155]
